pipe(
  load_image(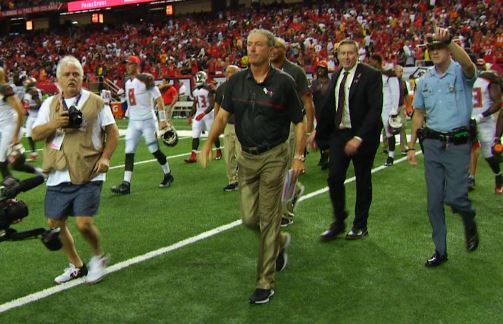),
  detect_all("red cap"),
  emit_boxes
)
[316,60,328,69]
[126,55,140,65]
